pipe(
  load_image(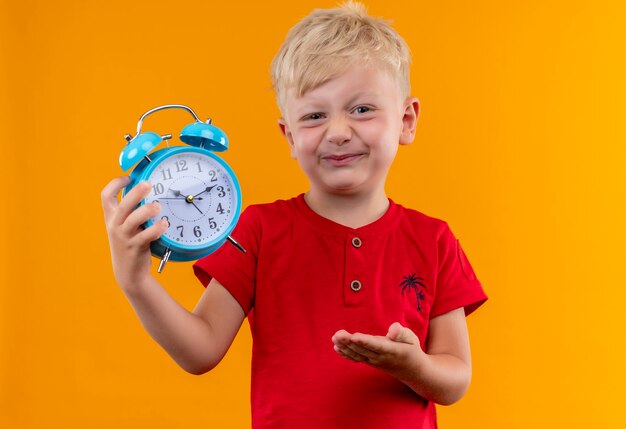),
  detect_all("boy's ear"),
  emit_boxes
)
[399,97,420,145]
[278,118,297,159]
